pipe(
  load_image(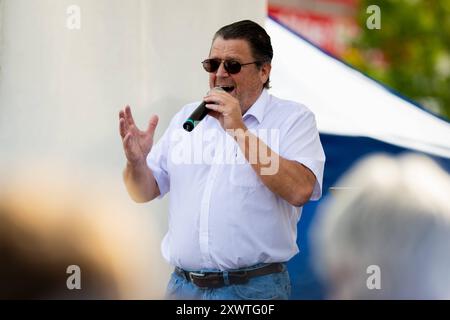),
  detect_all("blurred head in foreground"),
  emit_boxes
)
[311,154,450,299]
[0,168,163,299]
